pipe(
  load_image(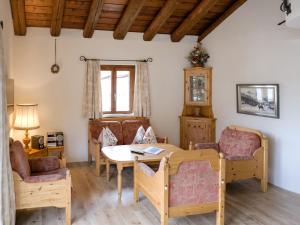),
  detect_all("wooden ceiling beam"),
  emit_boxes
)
[83,0,104,38]
[10,0,26,35]
[51,0,66,36]
[113,0,147,40]
[143,0,179,41]
[171,0,218,42]
[198,0,247,42]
